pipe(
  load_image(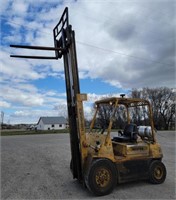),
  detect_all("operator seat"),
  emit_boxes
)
[112,123,138,142]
